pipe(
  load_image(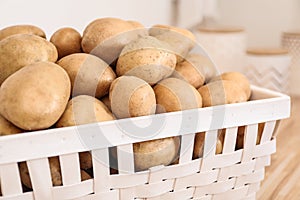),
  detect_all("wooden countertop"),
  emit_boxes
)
[258,97,300,200]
